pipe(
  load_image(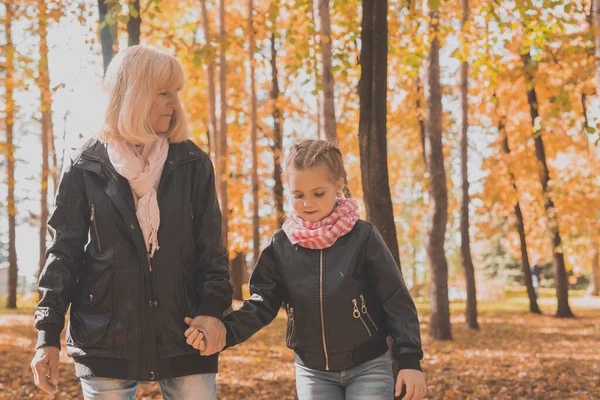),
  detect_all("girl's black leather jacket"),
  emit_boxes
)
[225,220,423,371]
